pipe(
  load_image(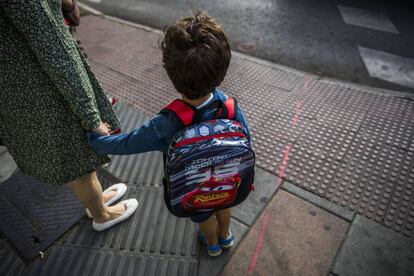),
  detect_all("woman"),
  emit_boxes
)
[0,0,137,231]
